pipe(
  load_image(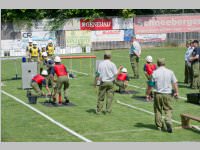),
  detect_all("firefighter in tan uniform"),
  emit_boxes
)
[152,58,179,133]
[50,56,70,105]
[30,70,50,96]
[115,68,129,93]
